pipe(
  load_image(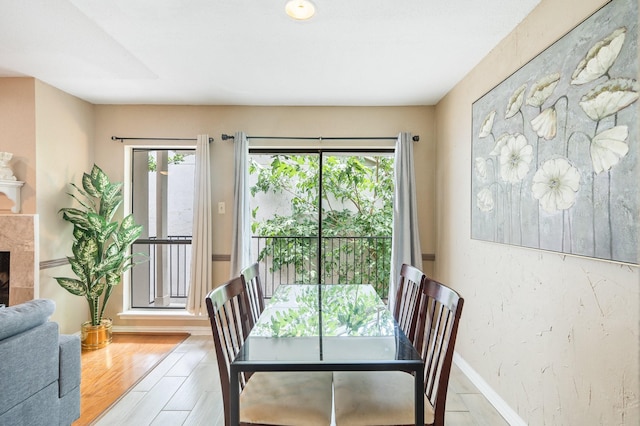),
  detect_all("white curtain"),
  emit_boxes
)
[389,132,422,308]
[230,131,252,277]
[186,135,213,315]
